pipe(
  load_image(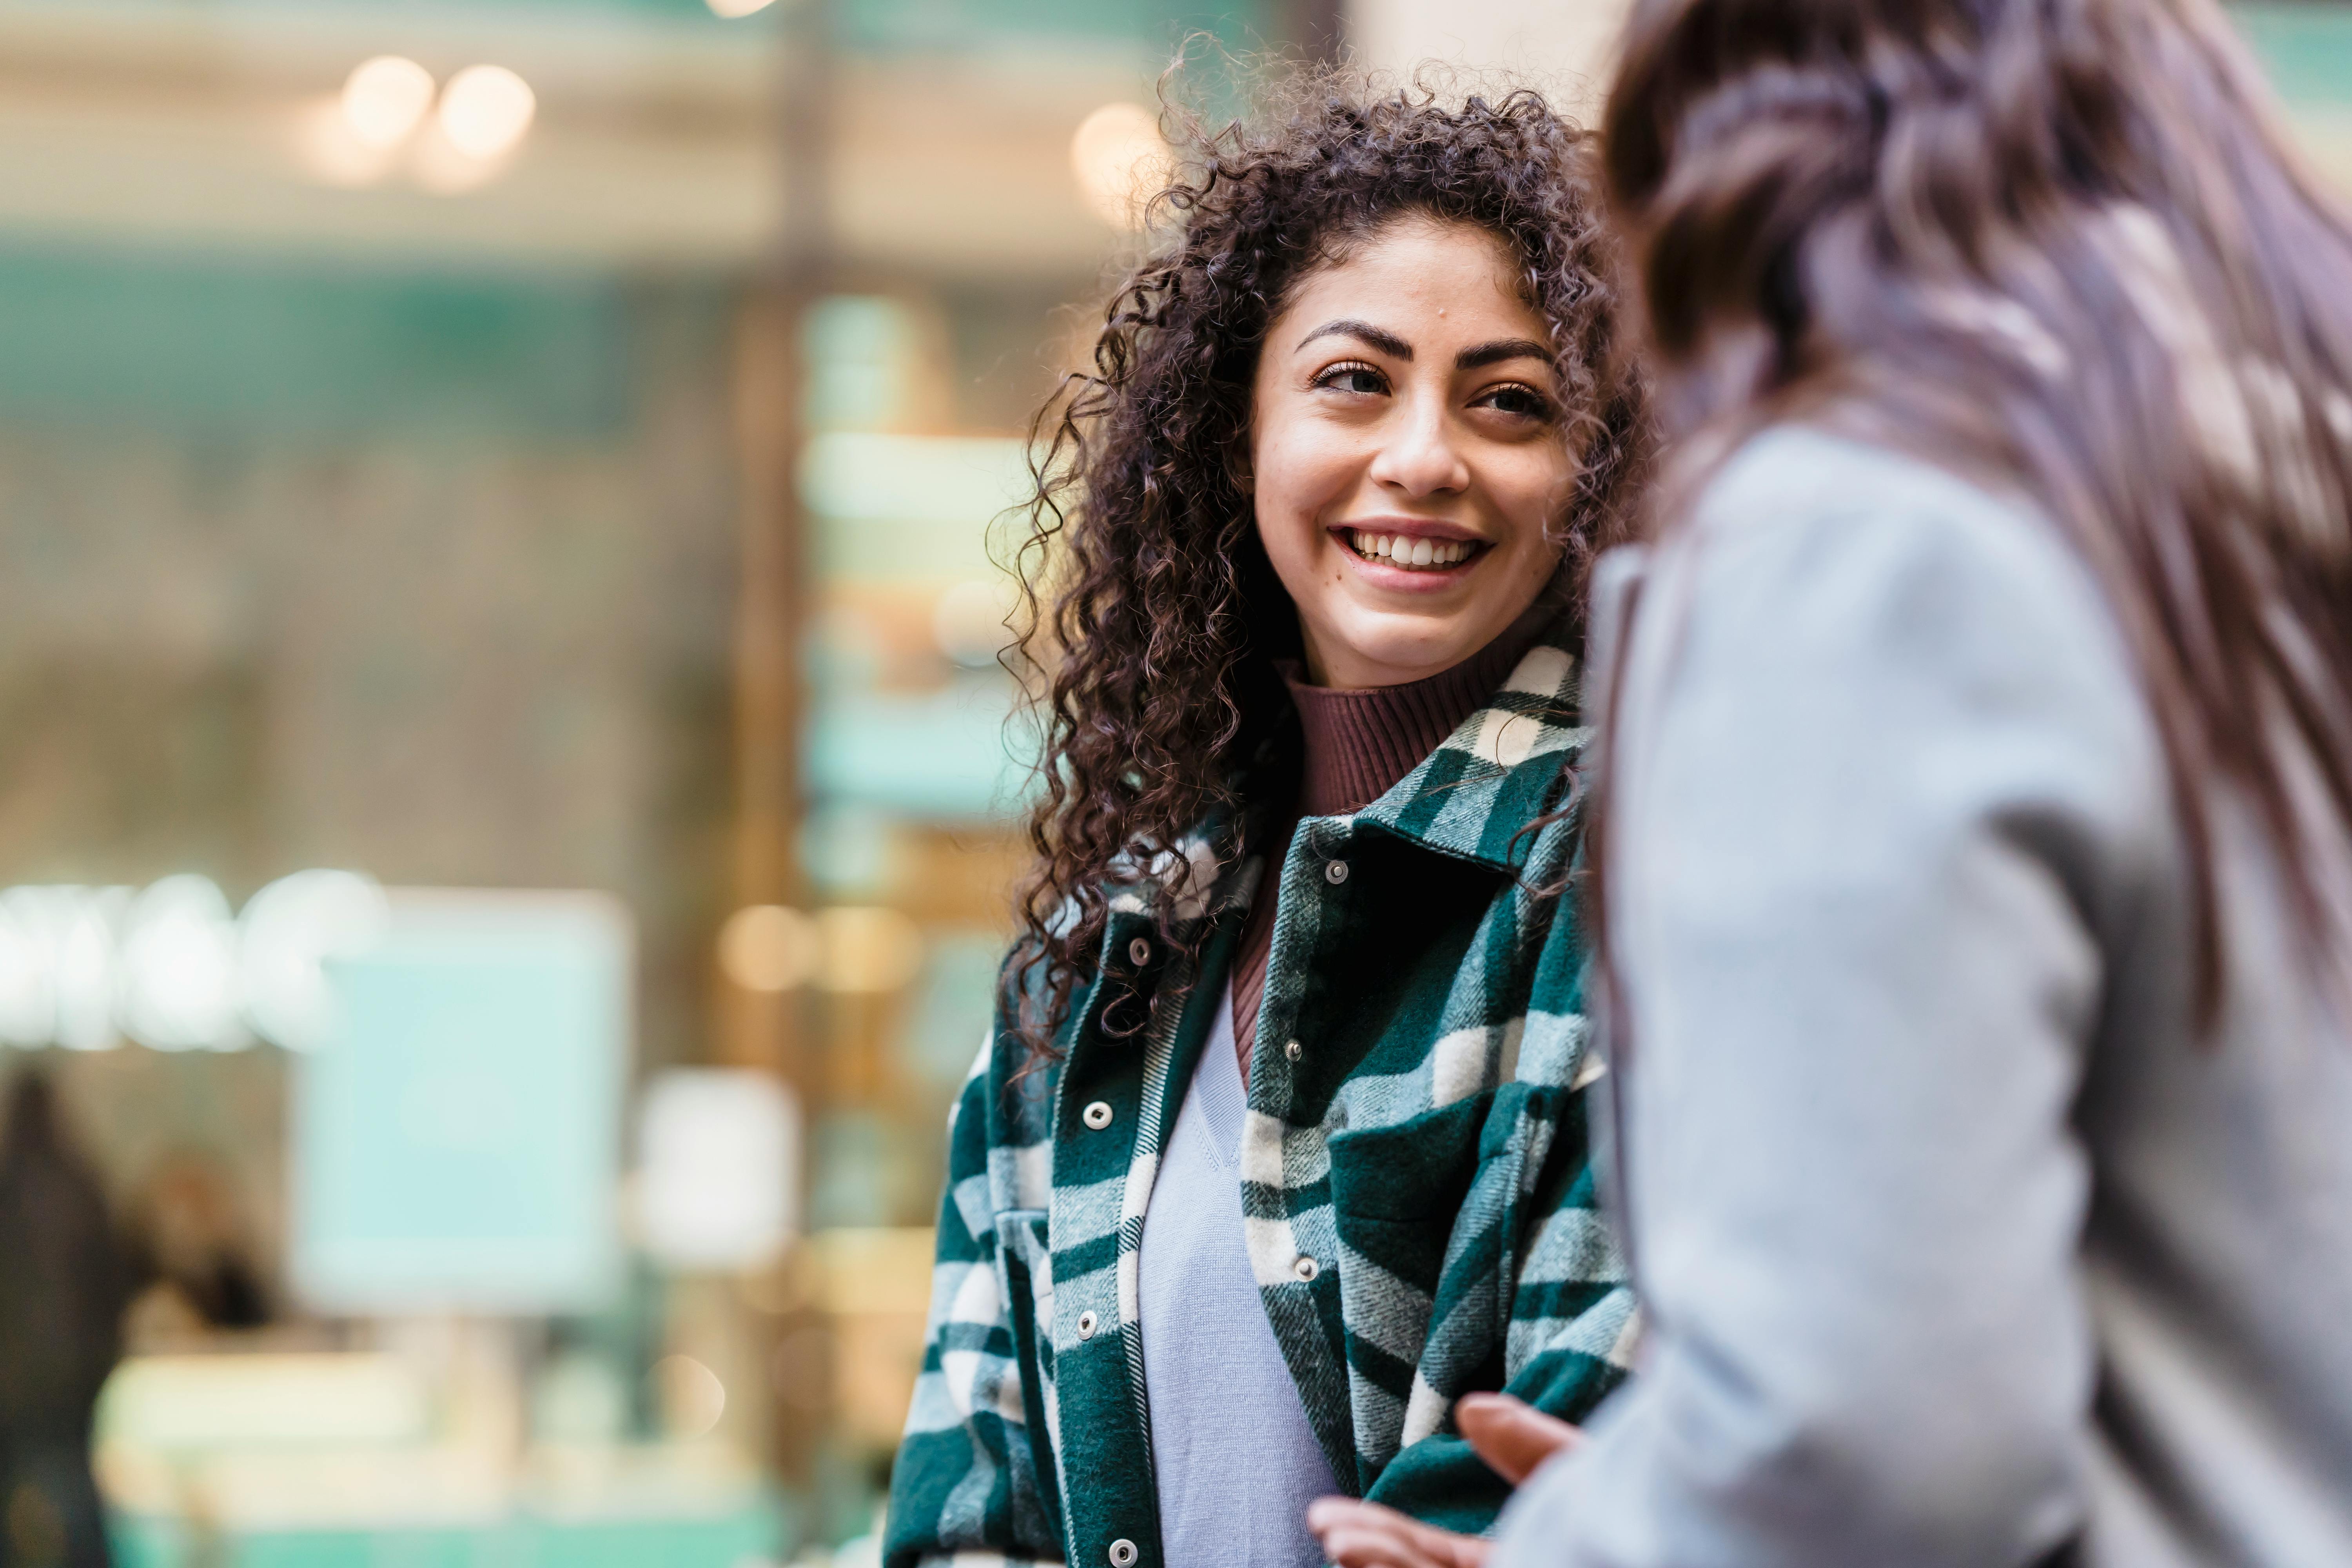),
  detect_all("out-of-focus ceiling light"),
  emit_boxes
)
[1071,102,1174,232]
[341,55,436,150]
[437,64,537,162]
[707,0,778,16]
[294,96,397,188]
